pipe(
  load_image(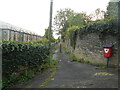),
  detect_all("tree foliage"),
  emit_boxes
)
[44,28,55,42]
[65,16,118,49]
[44,28,49,39]
[53,8,90,41]
[66,26,79,49]
[53,4,118,42]
[107,1,119,18]
[54,8,75,40]
[88,8,107,20]
[67,13,86,28]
